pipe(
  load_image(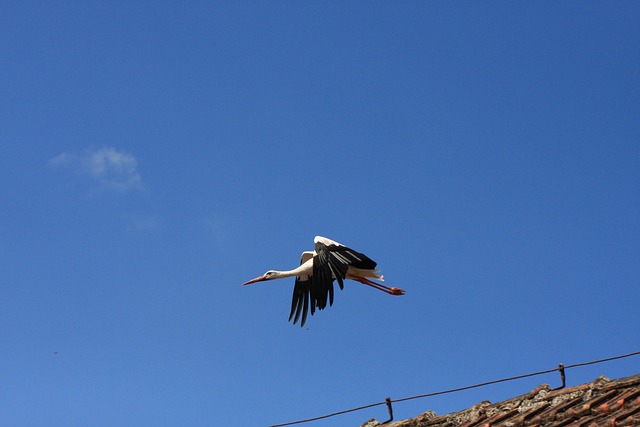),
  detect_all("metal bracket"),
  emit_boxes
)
[380,397,394,424]
[556,363,566,389]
